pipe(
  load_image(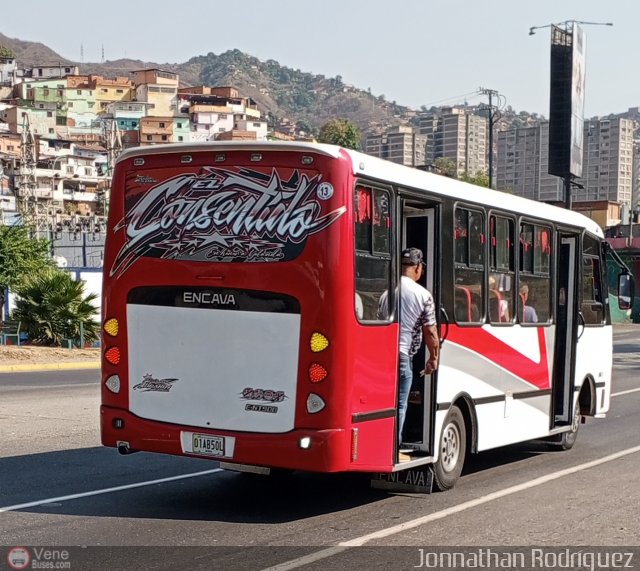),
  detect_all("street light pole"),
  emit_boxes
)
[564,176,572,210]
[529,20,613,36]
